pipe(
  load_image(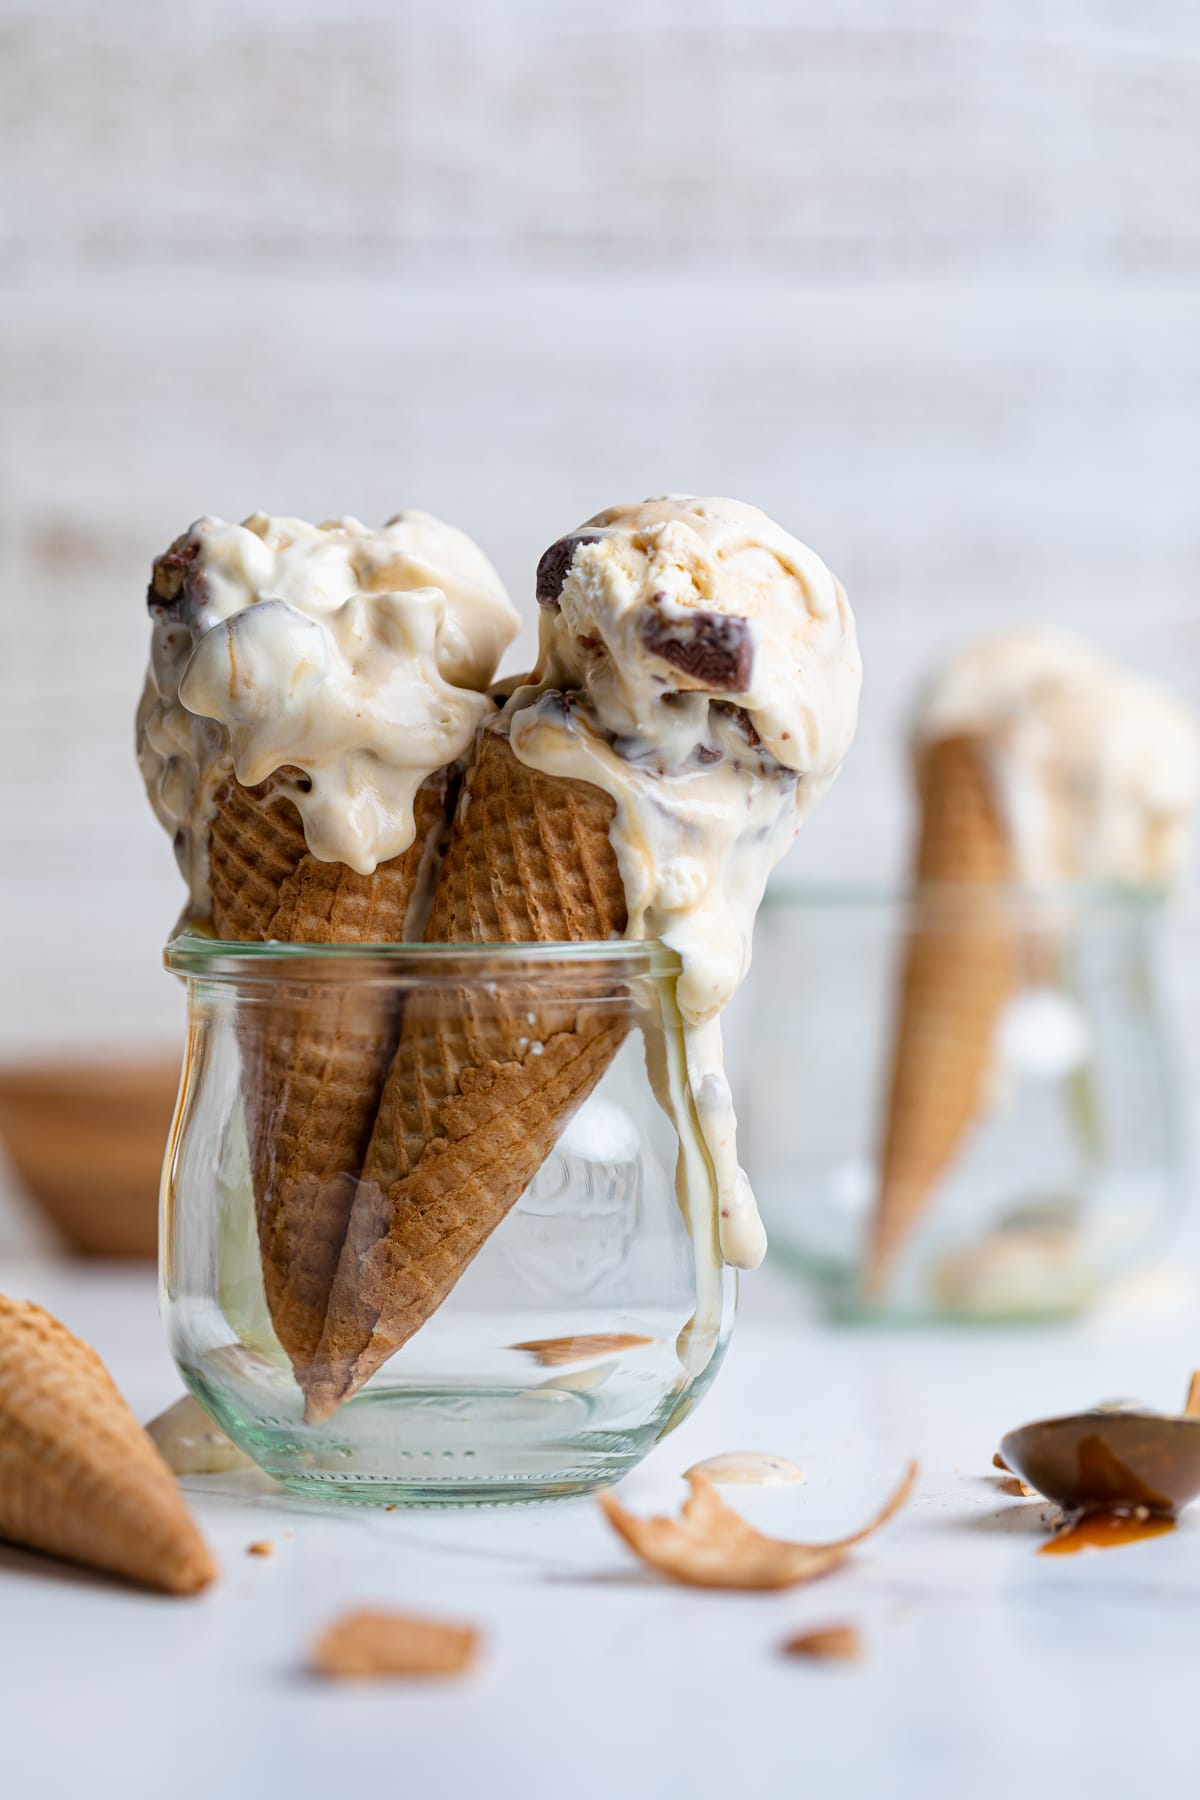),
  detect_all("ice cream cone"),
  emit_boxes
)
[0,1295,216,1594]
[140,512,520,1387]
[304,728,629,1421]
[866,735,1015,1295]
[207,764,452,946]
[207,765,456,1384]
